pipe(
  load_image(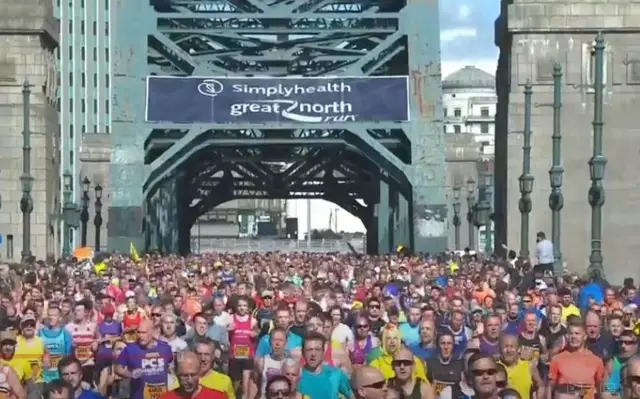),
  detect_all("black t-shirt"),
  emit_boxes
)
[289,323,305,339]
